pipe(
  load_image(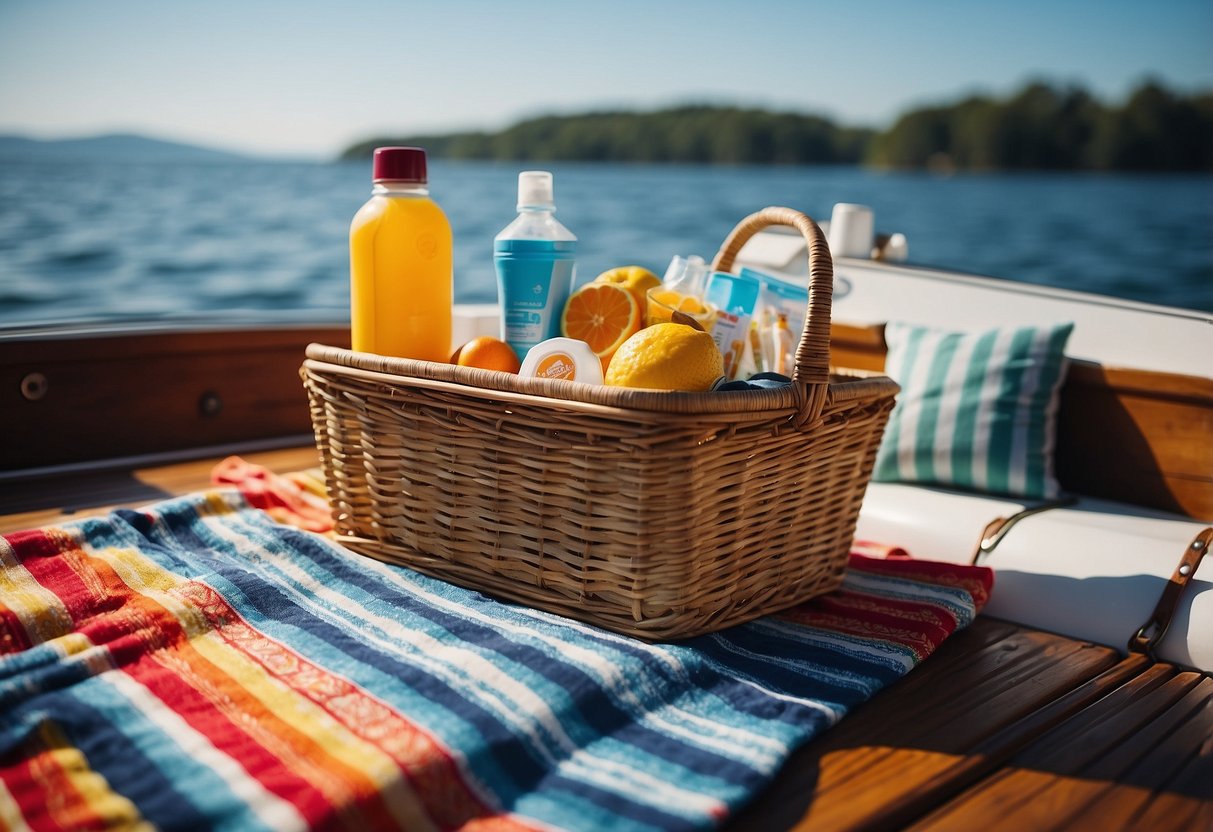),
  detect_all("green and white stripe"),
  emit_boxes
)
[874,321,1073,499]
